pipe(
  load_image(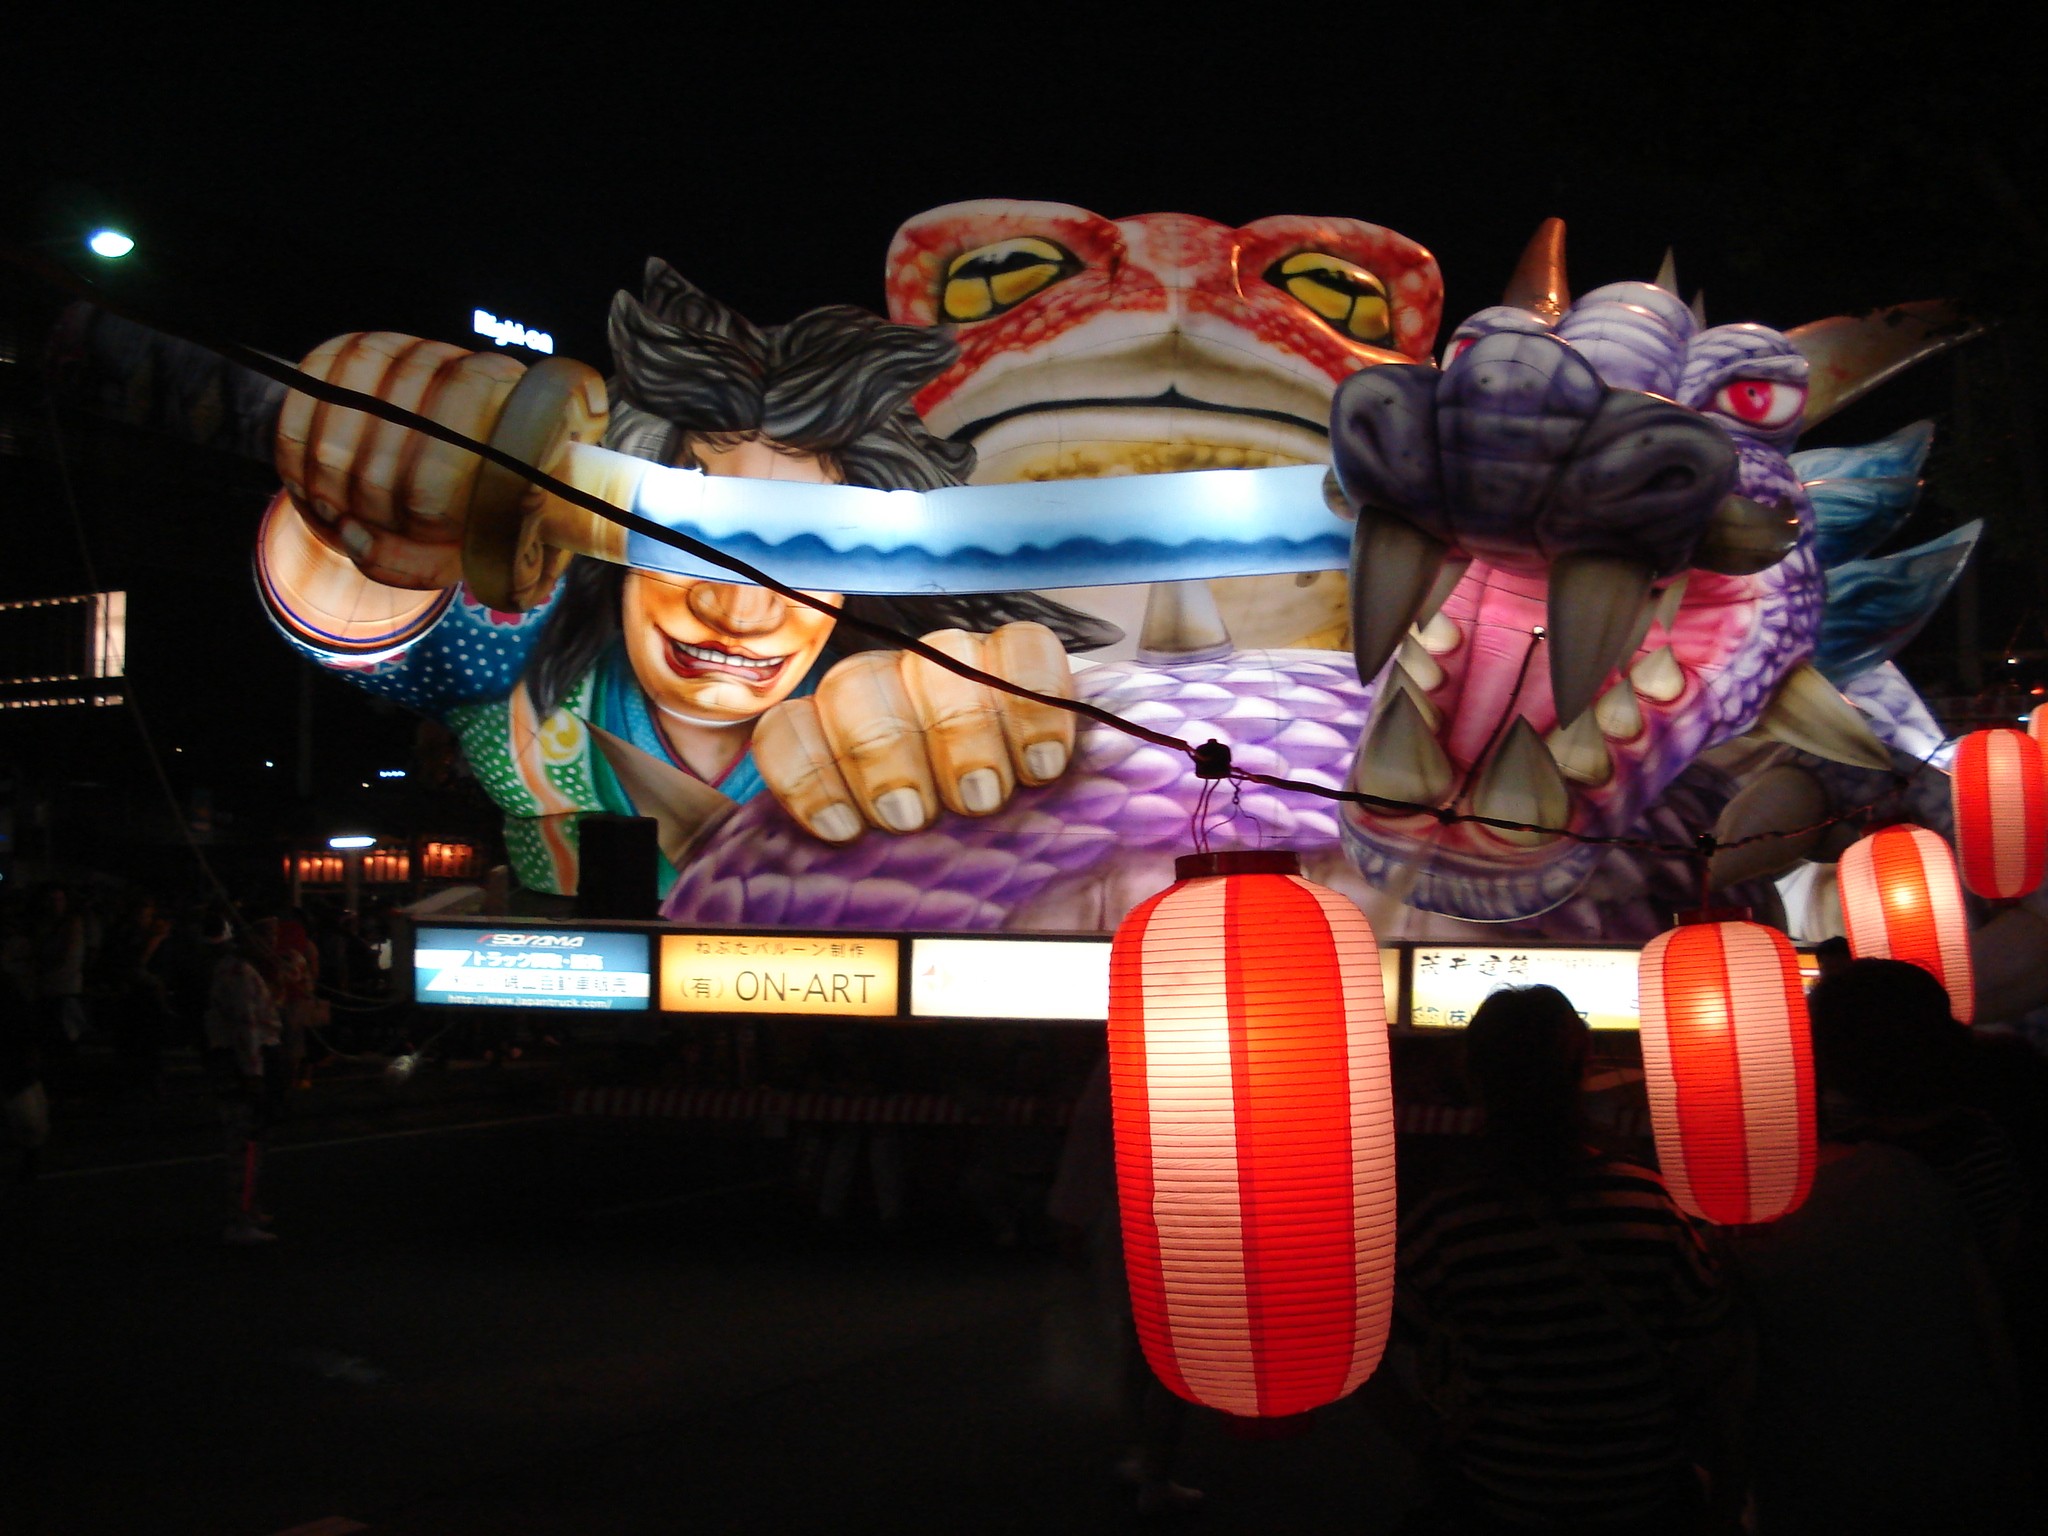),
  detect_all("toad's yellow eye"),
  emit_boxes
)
[1266,251,1392,344]
[941,238,1079,322]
